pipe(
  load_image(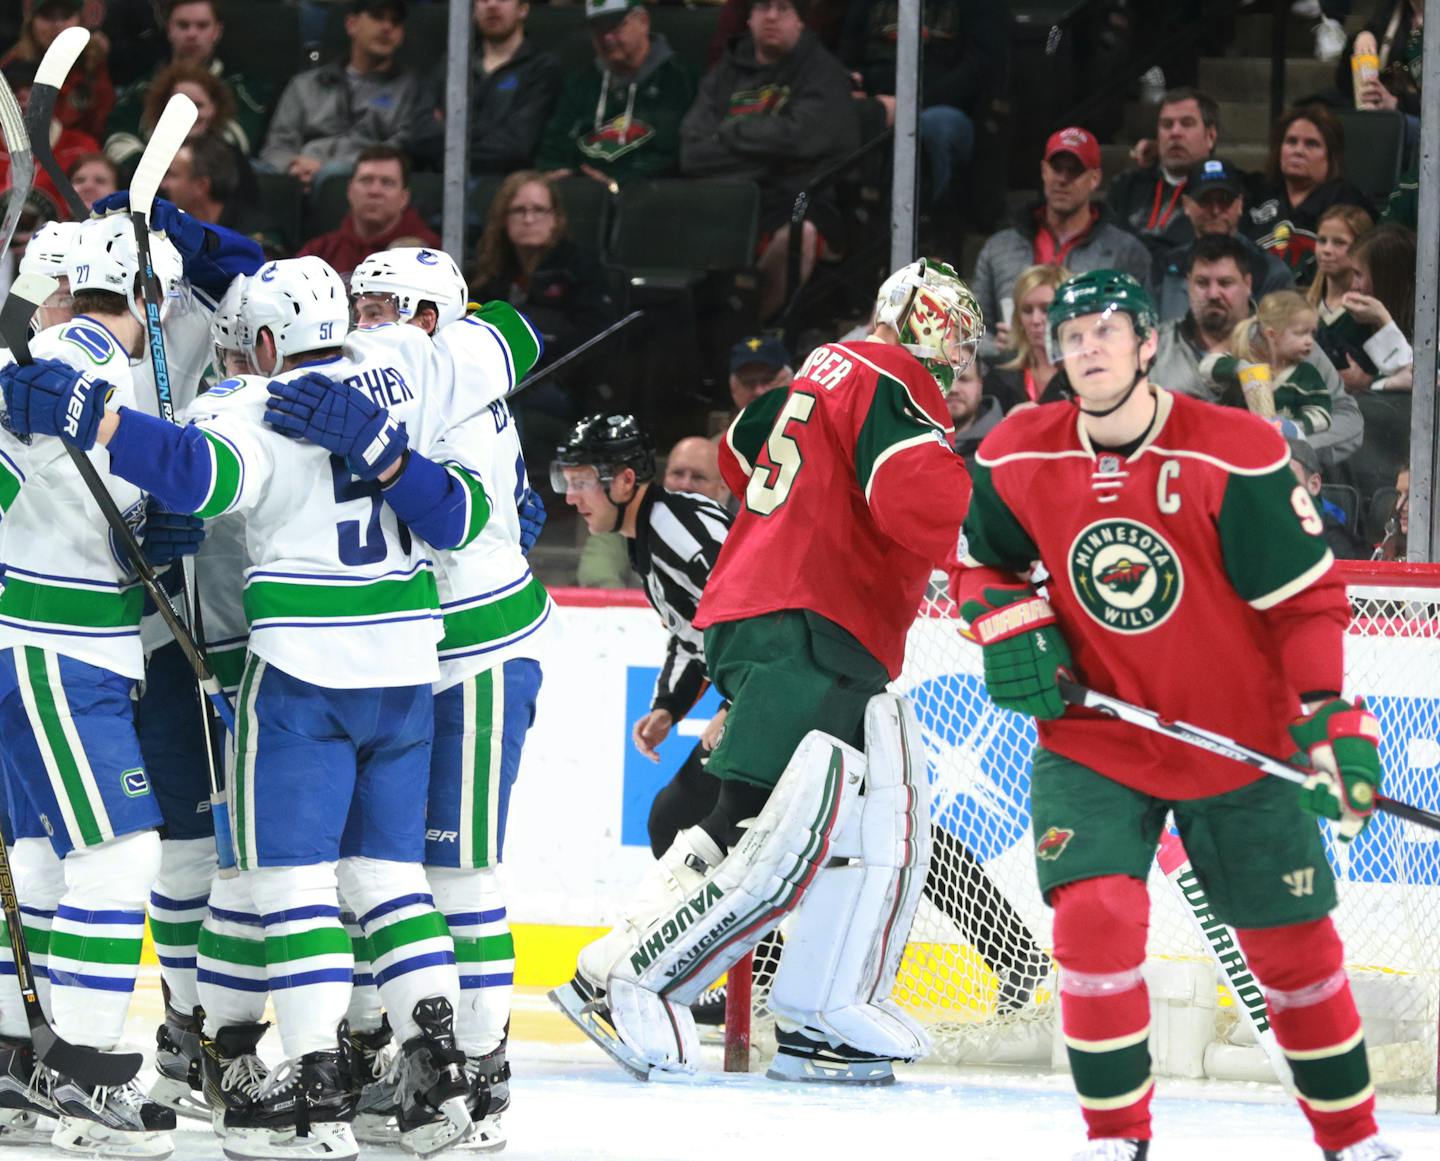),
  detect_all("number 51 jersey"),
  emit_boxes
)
[694,339,972,679]
[961,387,1350,799]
